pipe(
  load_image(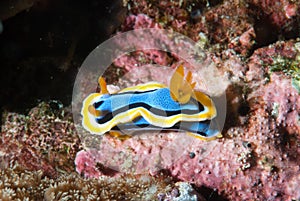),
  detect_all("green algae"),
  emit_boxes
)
[267,43,300,92]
